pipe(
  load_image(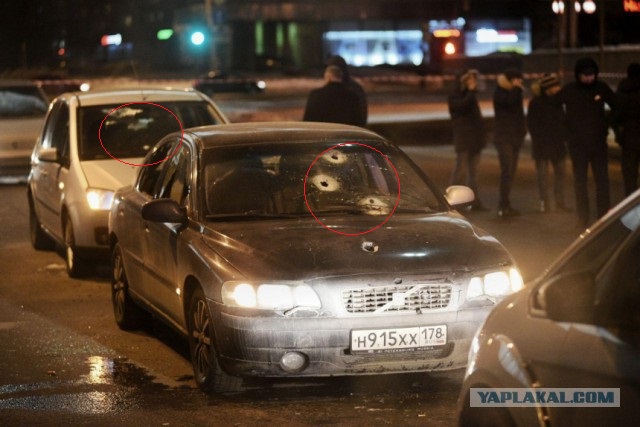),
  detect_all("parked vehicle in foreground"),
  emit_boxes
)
[0,79,49,176]
[458,190,640,426]
[28,88,228,277]
[108,121,523,394]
